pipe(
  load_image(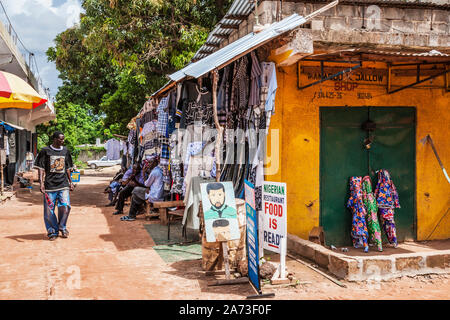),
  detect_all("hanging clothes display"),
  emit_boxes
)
[105,138,121,160]
[374,169,400,247]
[8,132,16,164]
[217,66,230,128]
[347,176,370,253]
[123,49,280,212]
[361,176,383,251]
